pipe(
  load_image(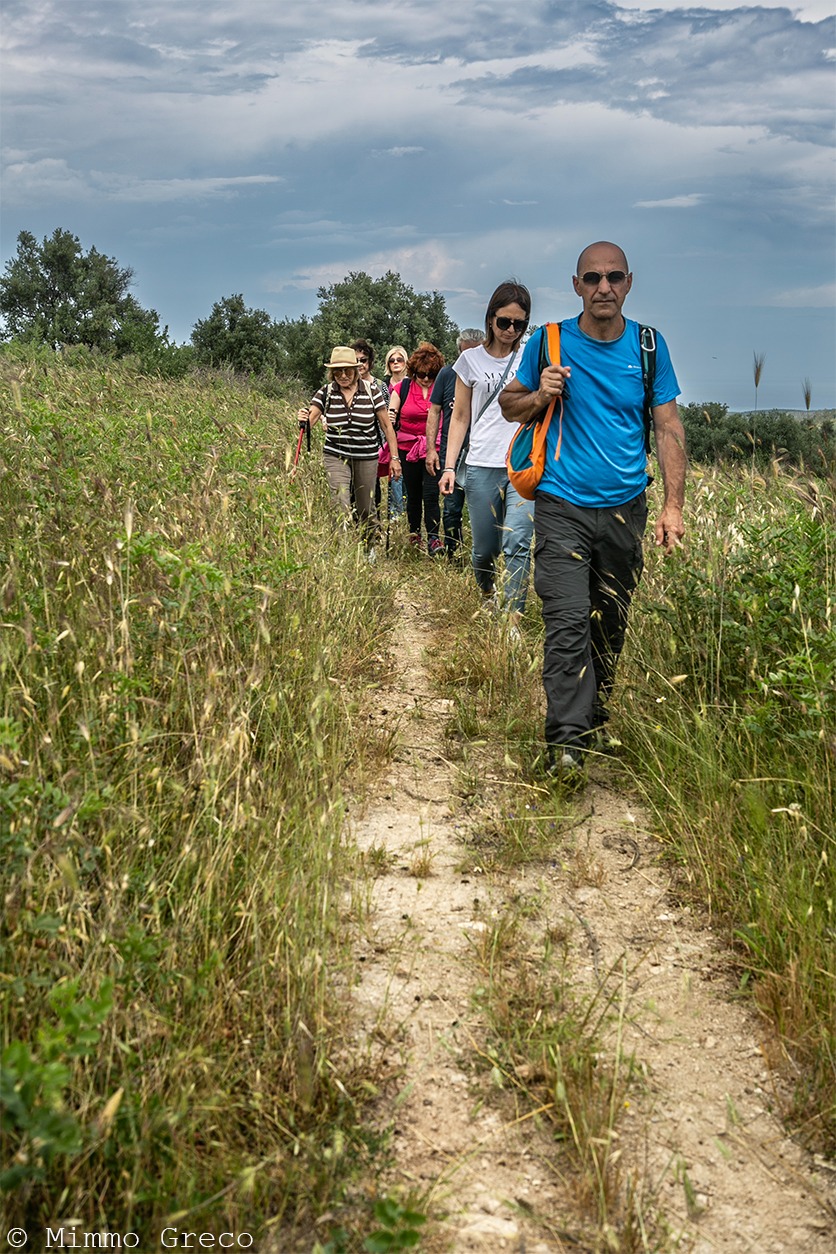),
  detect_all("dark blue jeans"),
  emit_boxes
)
[441,482,466,556]
[533,491,648,750]
[439,427,468,556]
